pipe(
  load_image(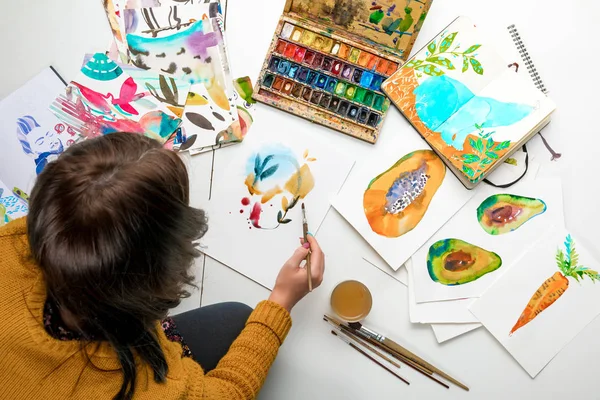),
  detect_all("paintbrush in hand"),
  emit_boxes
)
[301,203,312,292]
